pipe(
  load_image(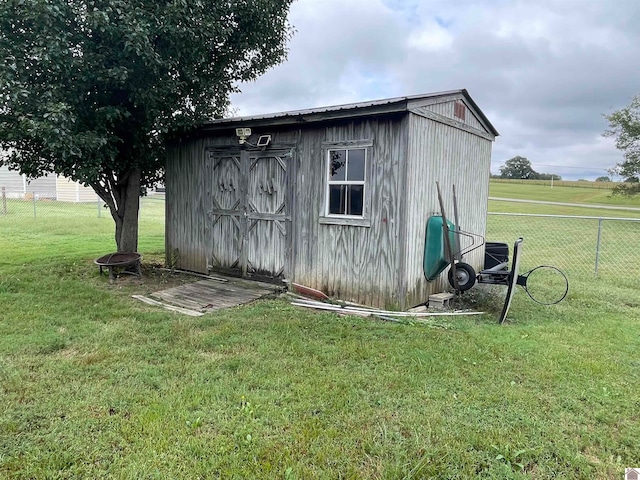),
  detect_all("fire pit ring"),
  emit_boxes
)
[94,252,142,282]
